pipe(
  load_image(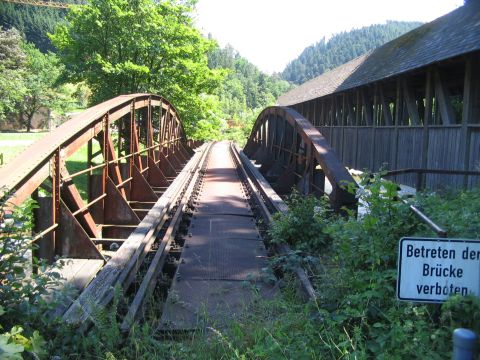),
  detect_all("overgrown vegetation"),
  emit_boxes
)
[1,174,479,358]
[0,27,87,130]
[0,197,66,359]
[207,44,293,144]
[267,175,480,358]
